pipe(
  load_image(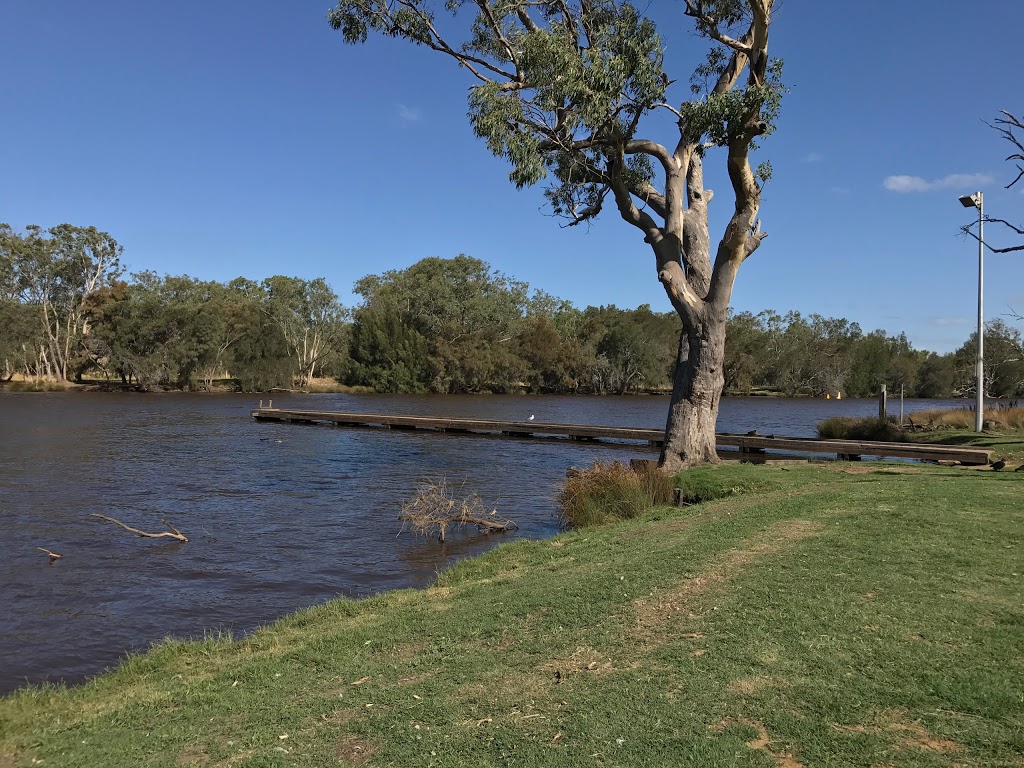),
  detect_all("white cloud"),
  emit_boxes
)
[883,172,994,193]
[395,103,422,122]
[930,315,969,327]
[801,151,823,163]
